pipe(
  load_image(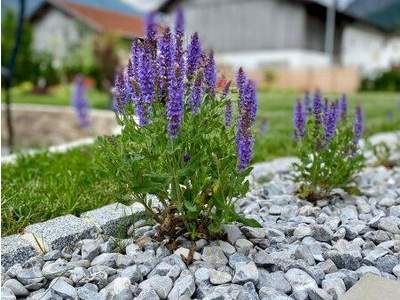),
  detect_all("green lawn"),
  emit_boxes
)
[2,88,400,235]
[1,85,110,109]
